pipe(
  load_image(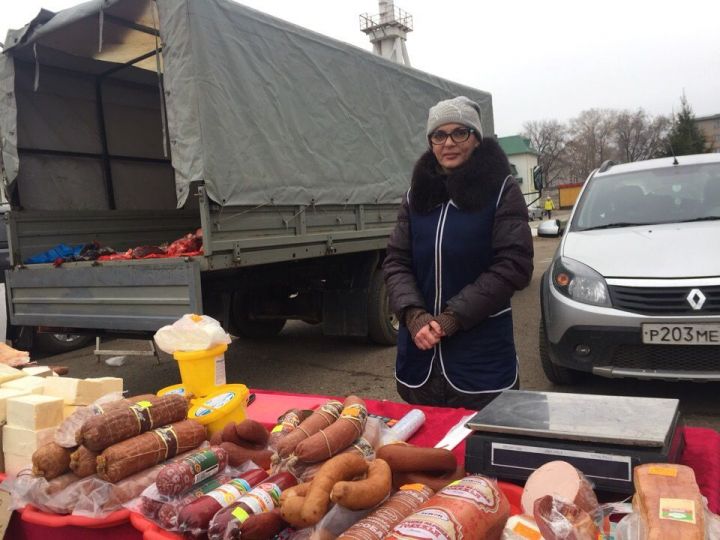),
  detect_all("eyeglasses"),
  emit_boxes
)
[429,127,475,145]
